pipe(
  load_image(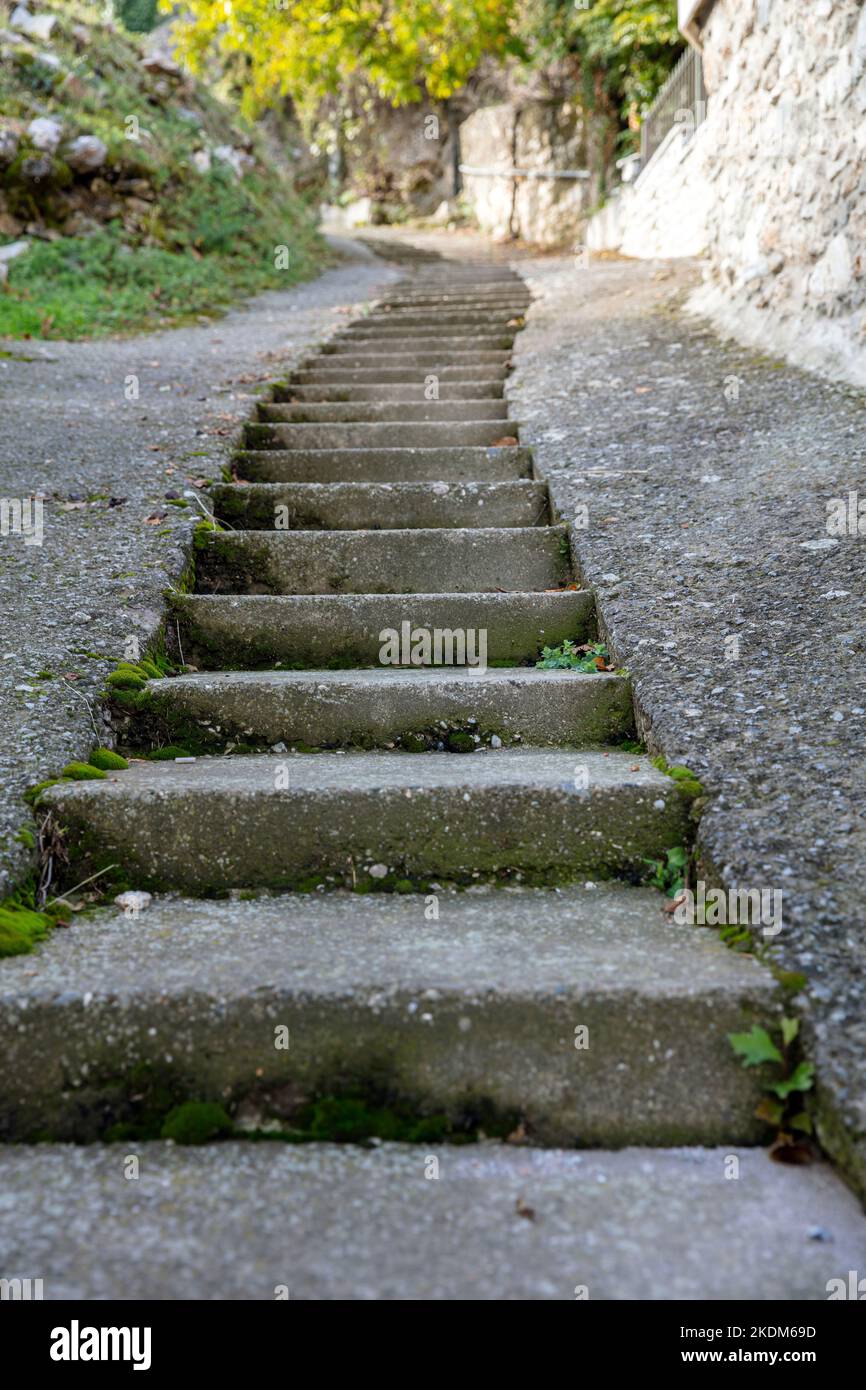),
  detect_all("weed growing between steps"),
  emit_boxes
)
[728,1017,816,1159]
[536,640,613,672]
